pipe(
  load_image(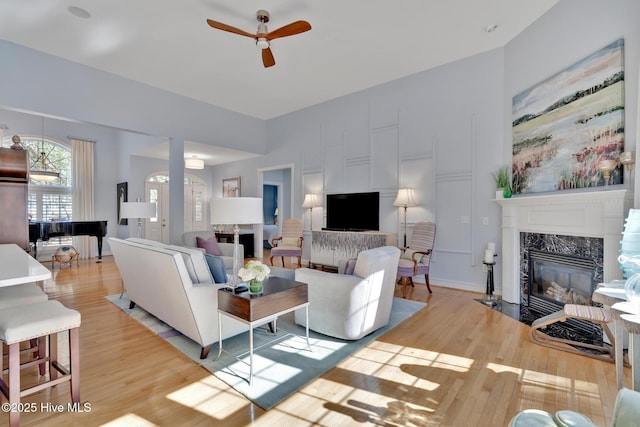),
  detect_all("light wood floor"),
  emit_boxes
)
[4,256,628,427]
